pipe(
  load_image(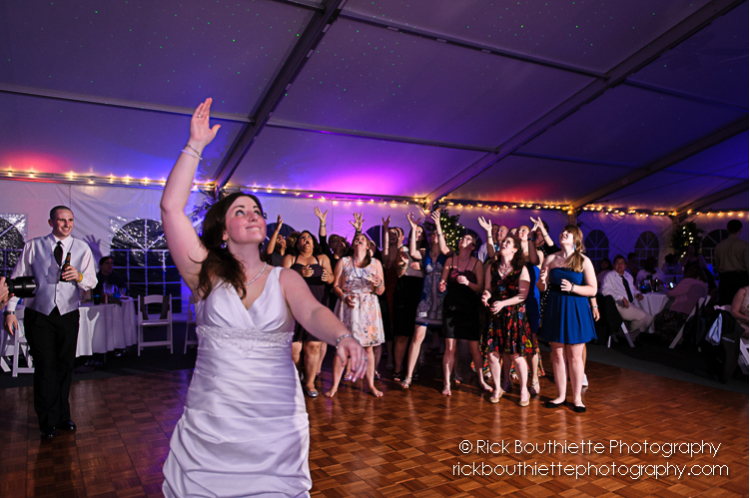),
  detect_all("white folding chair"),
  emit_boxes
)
[669,297,707,349]
[137,295,173,356]
[5,308,34,377]
[605,324,635,348]
[183,295,198,353]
